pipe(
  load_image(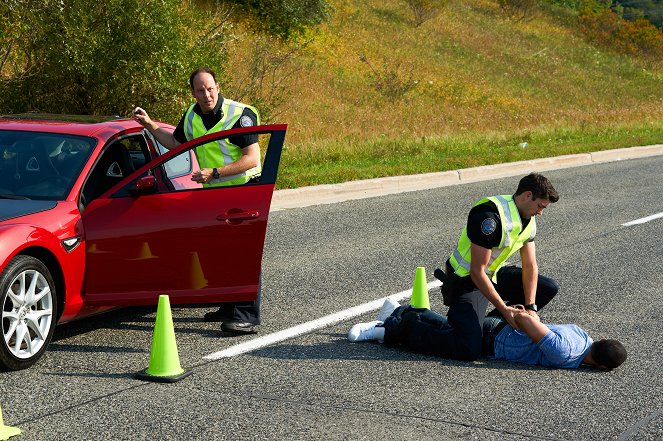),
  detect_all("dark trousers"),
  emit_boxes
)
[384,265,558,361]
[212,281,262,325]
